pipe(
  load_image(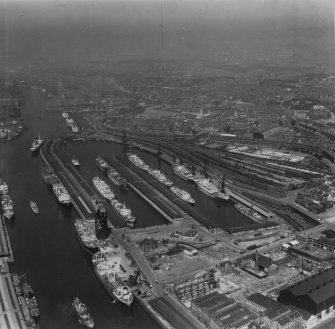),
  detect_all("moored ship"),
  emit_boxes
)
[30,134,43,152]
[195,178,219,197]
[22,282,40,318]
[0,179,9,194]
[107,166,128,188]
[172,164,195,181]
[1,194,14,220]
[148,169,173,187]
[92,177,114,200]
[170,186,195,204]
[52,183,71,205]
[93,248,133,307]
[71,156,80,167]
[96,155,109,171]
[110,199,136,228]
[74,218,99,254]
[127,153,150,171]
[41,166,59,185]
[72,297,95,328]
